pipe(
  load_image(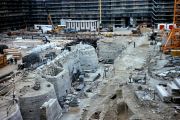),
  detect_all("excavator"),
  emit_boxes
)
[43,0,64,34]
[161,0,180,54]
